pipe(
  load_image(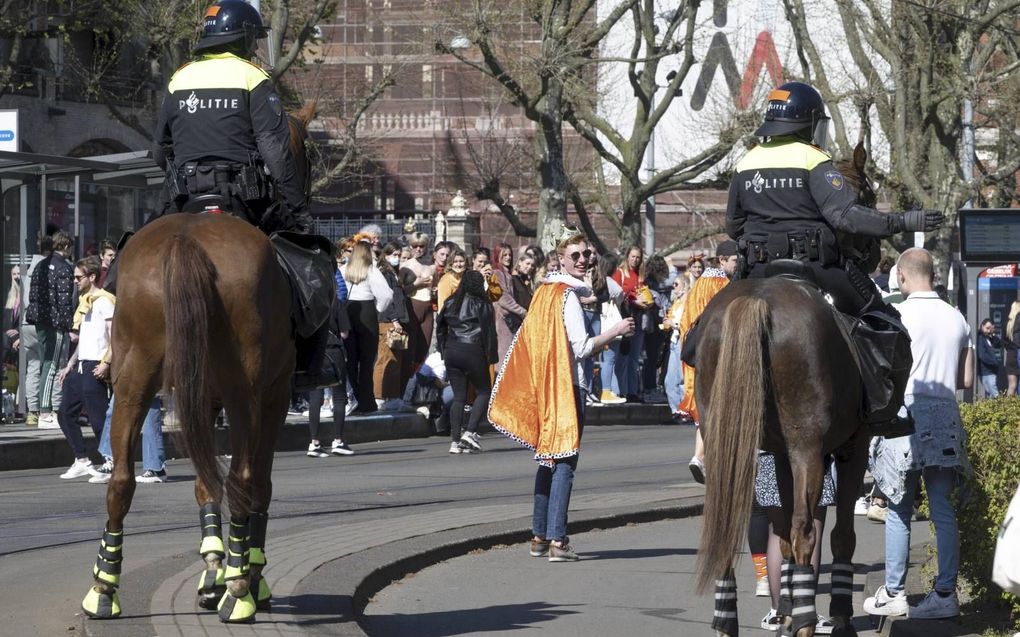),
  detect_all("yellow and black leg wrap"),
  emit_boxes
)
[196,503,226,609]
[249,513,272,611]
[217,518,255,623]
[83,529,123,619]
[198,502,225,558]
